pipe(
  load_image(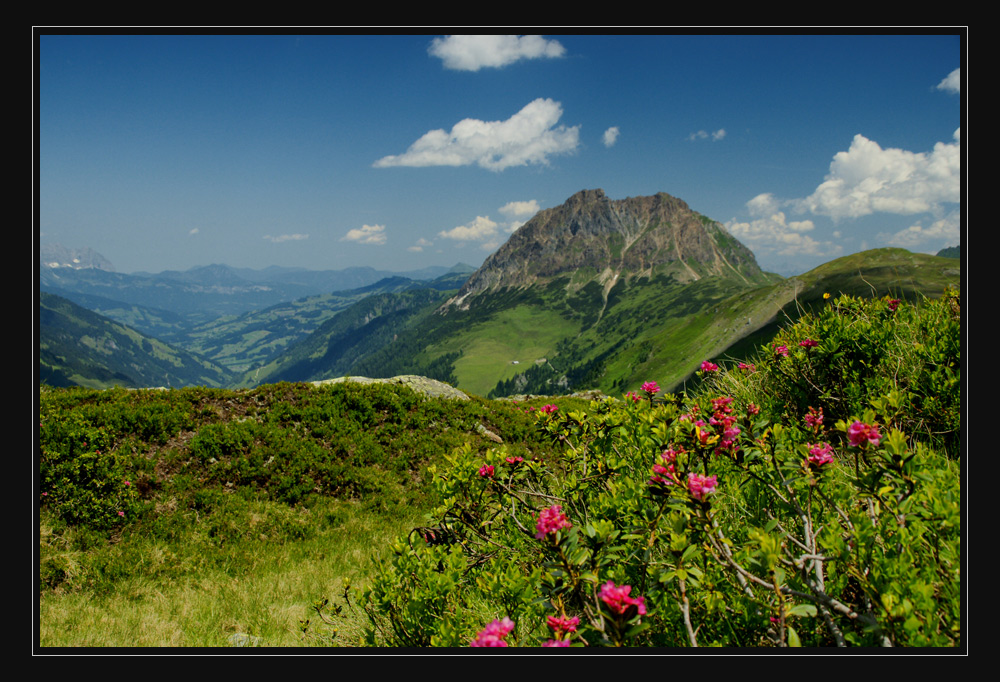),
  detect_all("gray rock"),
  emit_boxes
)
[228,633,261,647]
[311,374,470,401]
